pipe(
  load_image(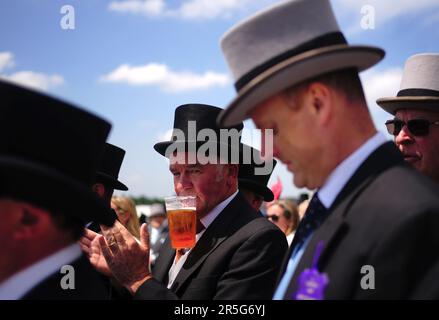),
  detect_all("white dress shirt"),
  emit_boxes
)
[167,190,239,288]
[0,243,82,300]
